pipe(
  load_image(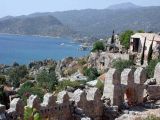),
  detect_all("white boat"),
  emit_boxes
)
[60,43,64,46]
